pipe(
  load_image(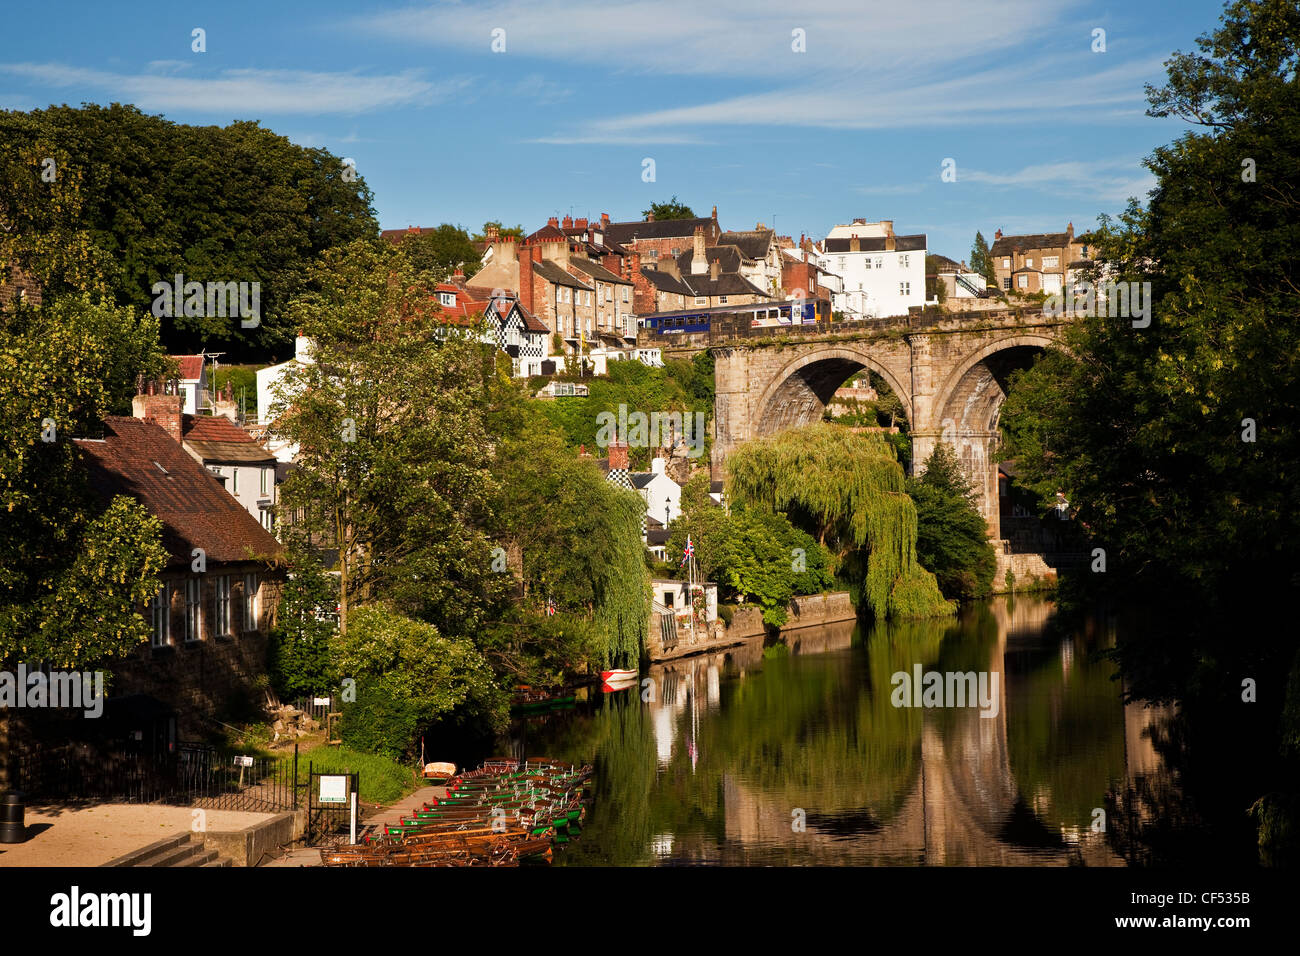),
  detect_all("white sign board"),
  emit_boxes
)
[233,755,254,768]
[313,697,331,707]
[319,775,348,804]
